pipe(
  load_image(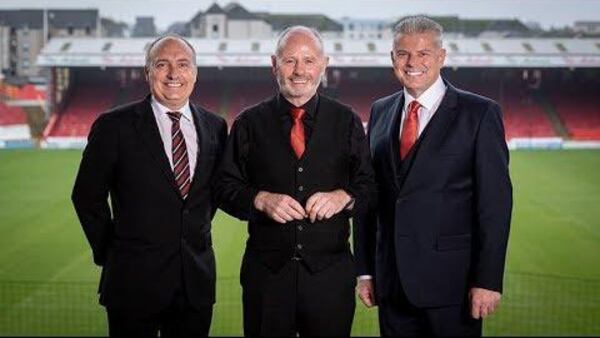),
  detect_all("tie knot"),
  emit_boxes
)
[290,107,305,121]
[167,111,182,122]
[408,101,421,116]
